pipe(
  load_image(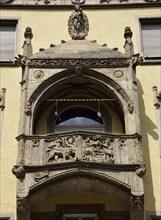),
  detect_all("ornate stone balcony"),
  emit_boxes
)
[16,131,143,167]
